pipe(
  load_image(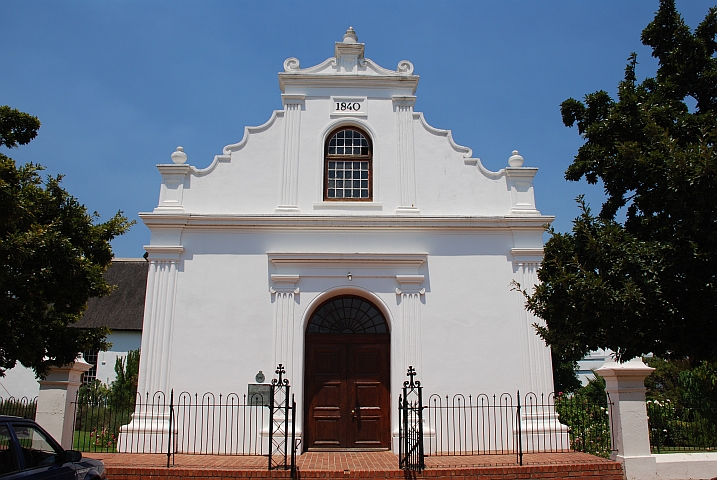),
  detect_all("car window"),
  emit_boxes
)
[0,425,20,475]
[11,424,60,469]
